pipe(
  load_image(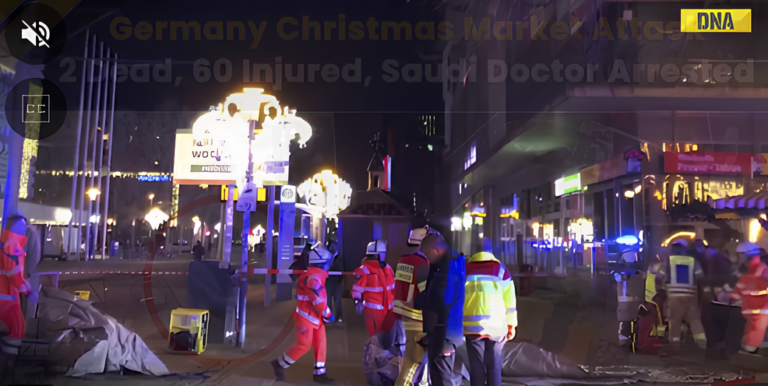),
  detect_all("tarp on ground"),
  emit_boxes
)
[38,286,169,377]
[500,341,743,385]
[363,320,407,386]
